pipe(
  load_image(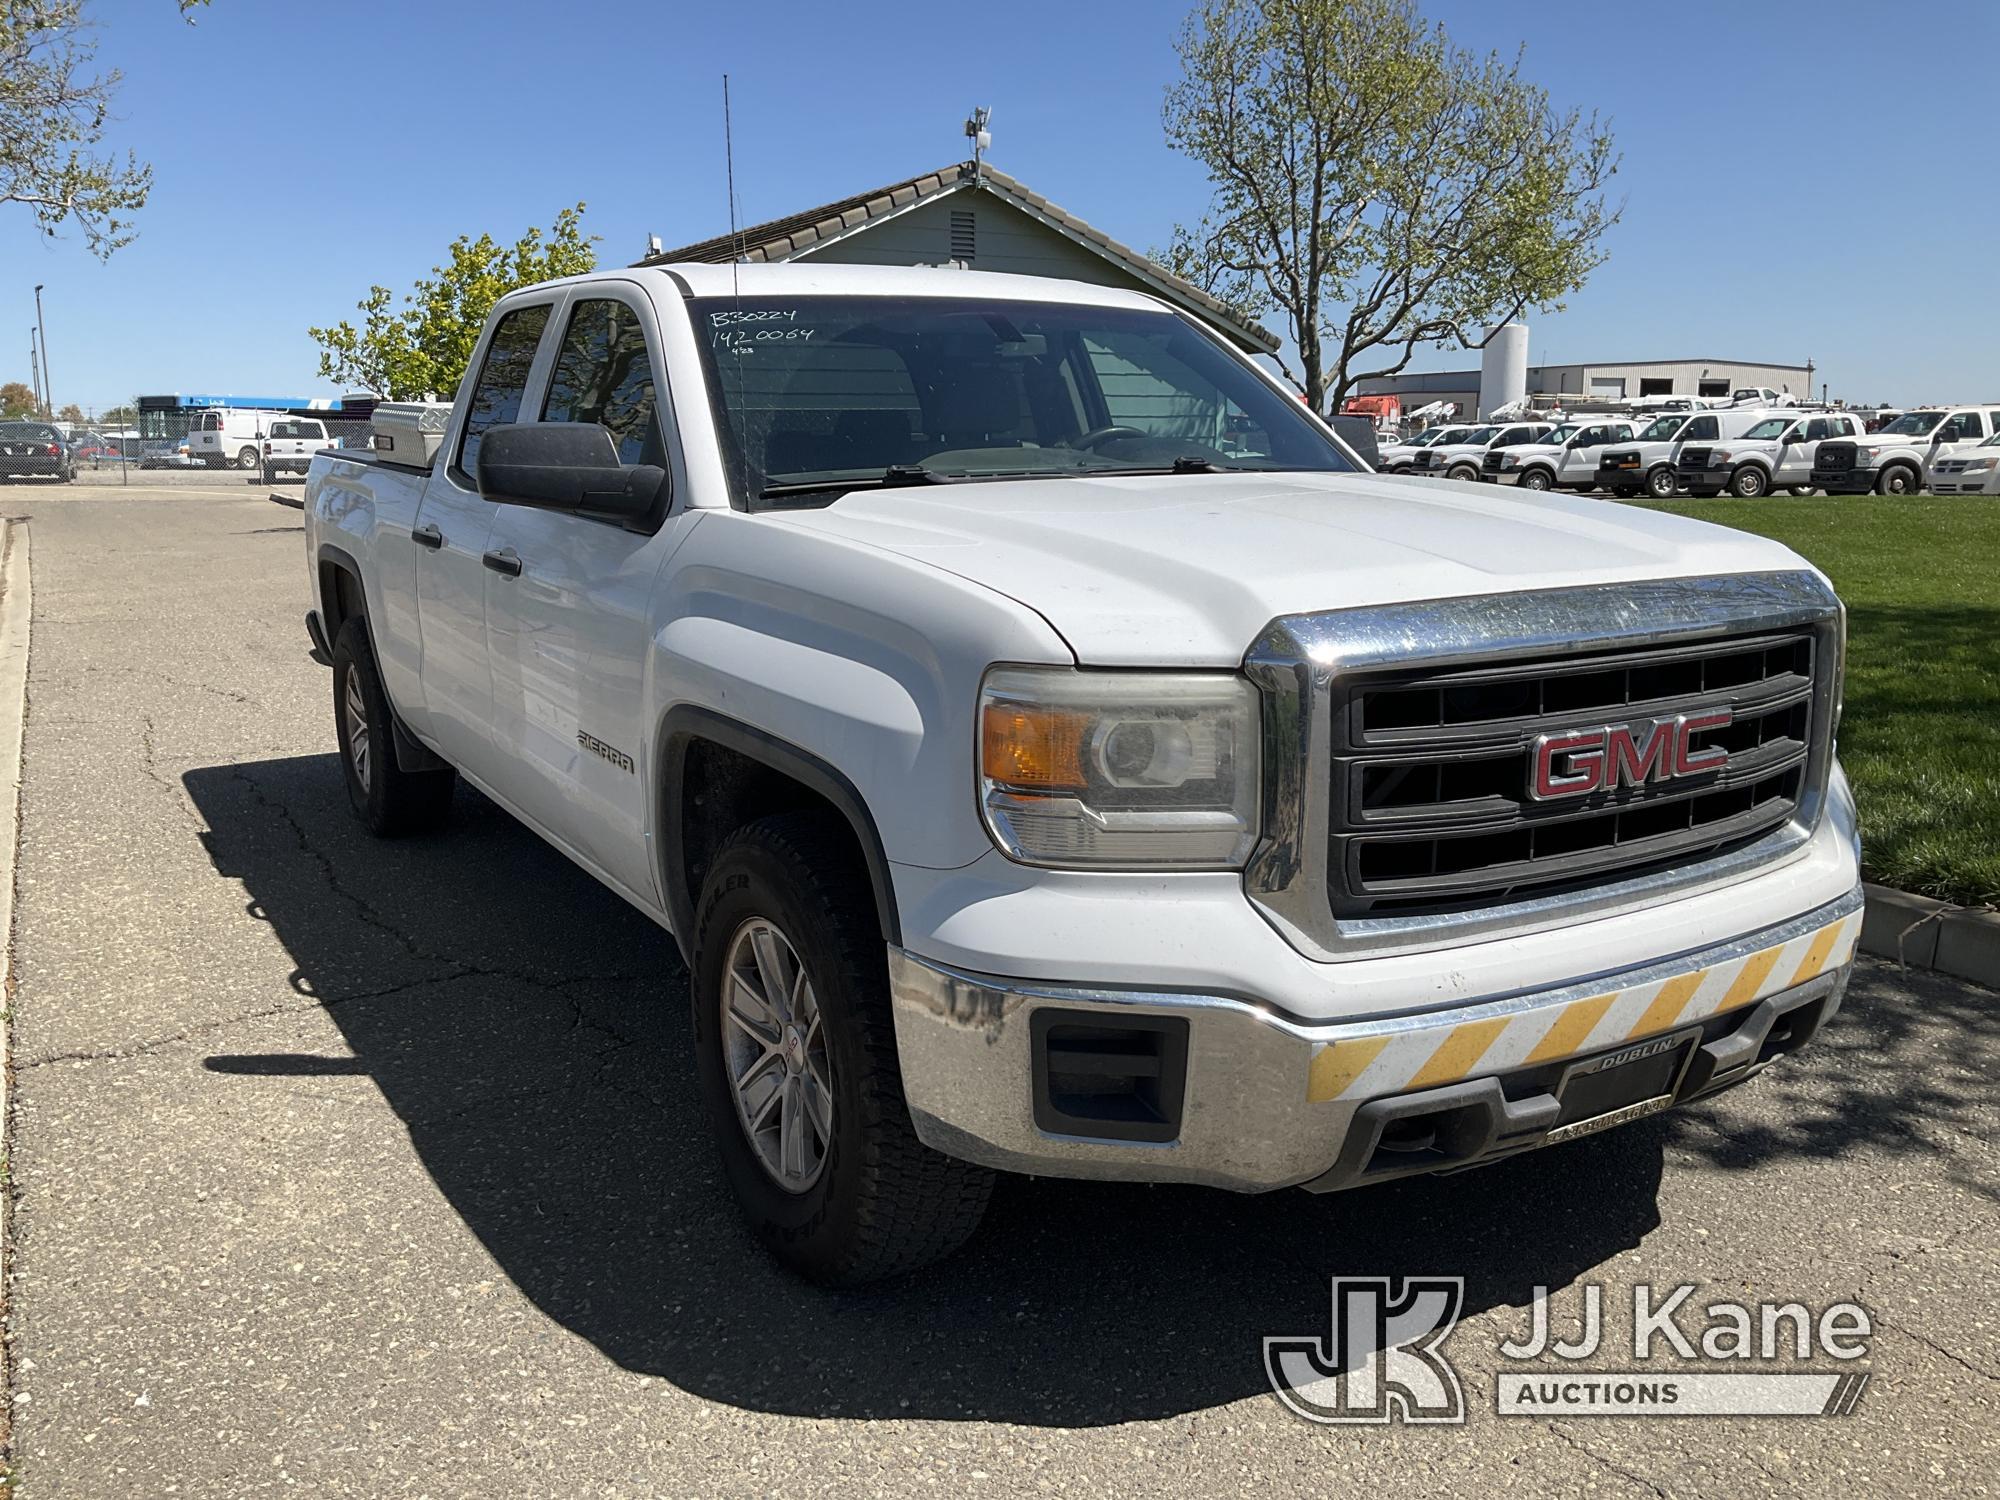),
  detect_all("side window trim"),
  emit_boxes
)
[447,296,563,494]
